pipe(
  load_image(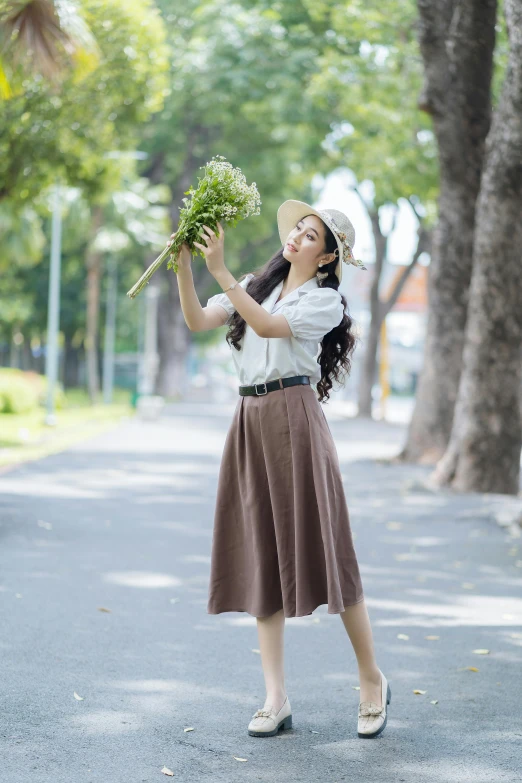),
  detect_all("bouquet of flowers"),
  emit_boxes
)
[127,155,261,298]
